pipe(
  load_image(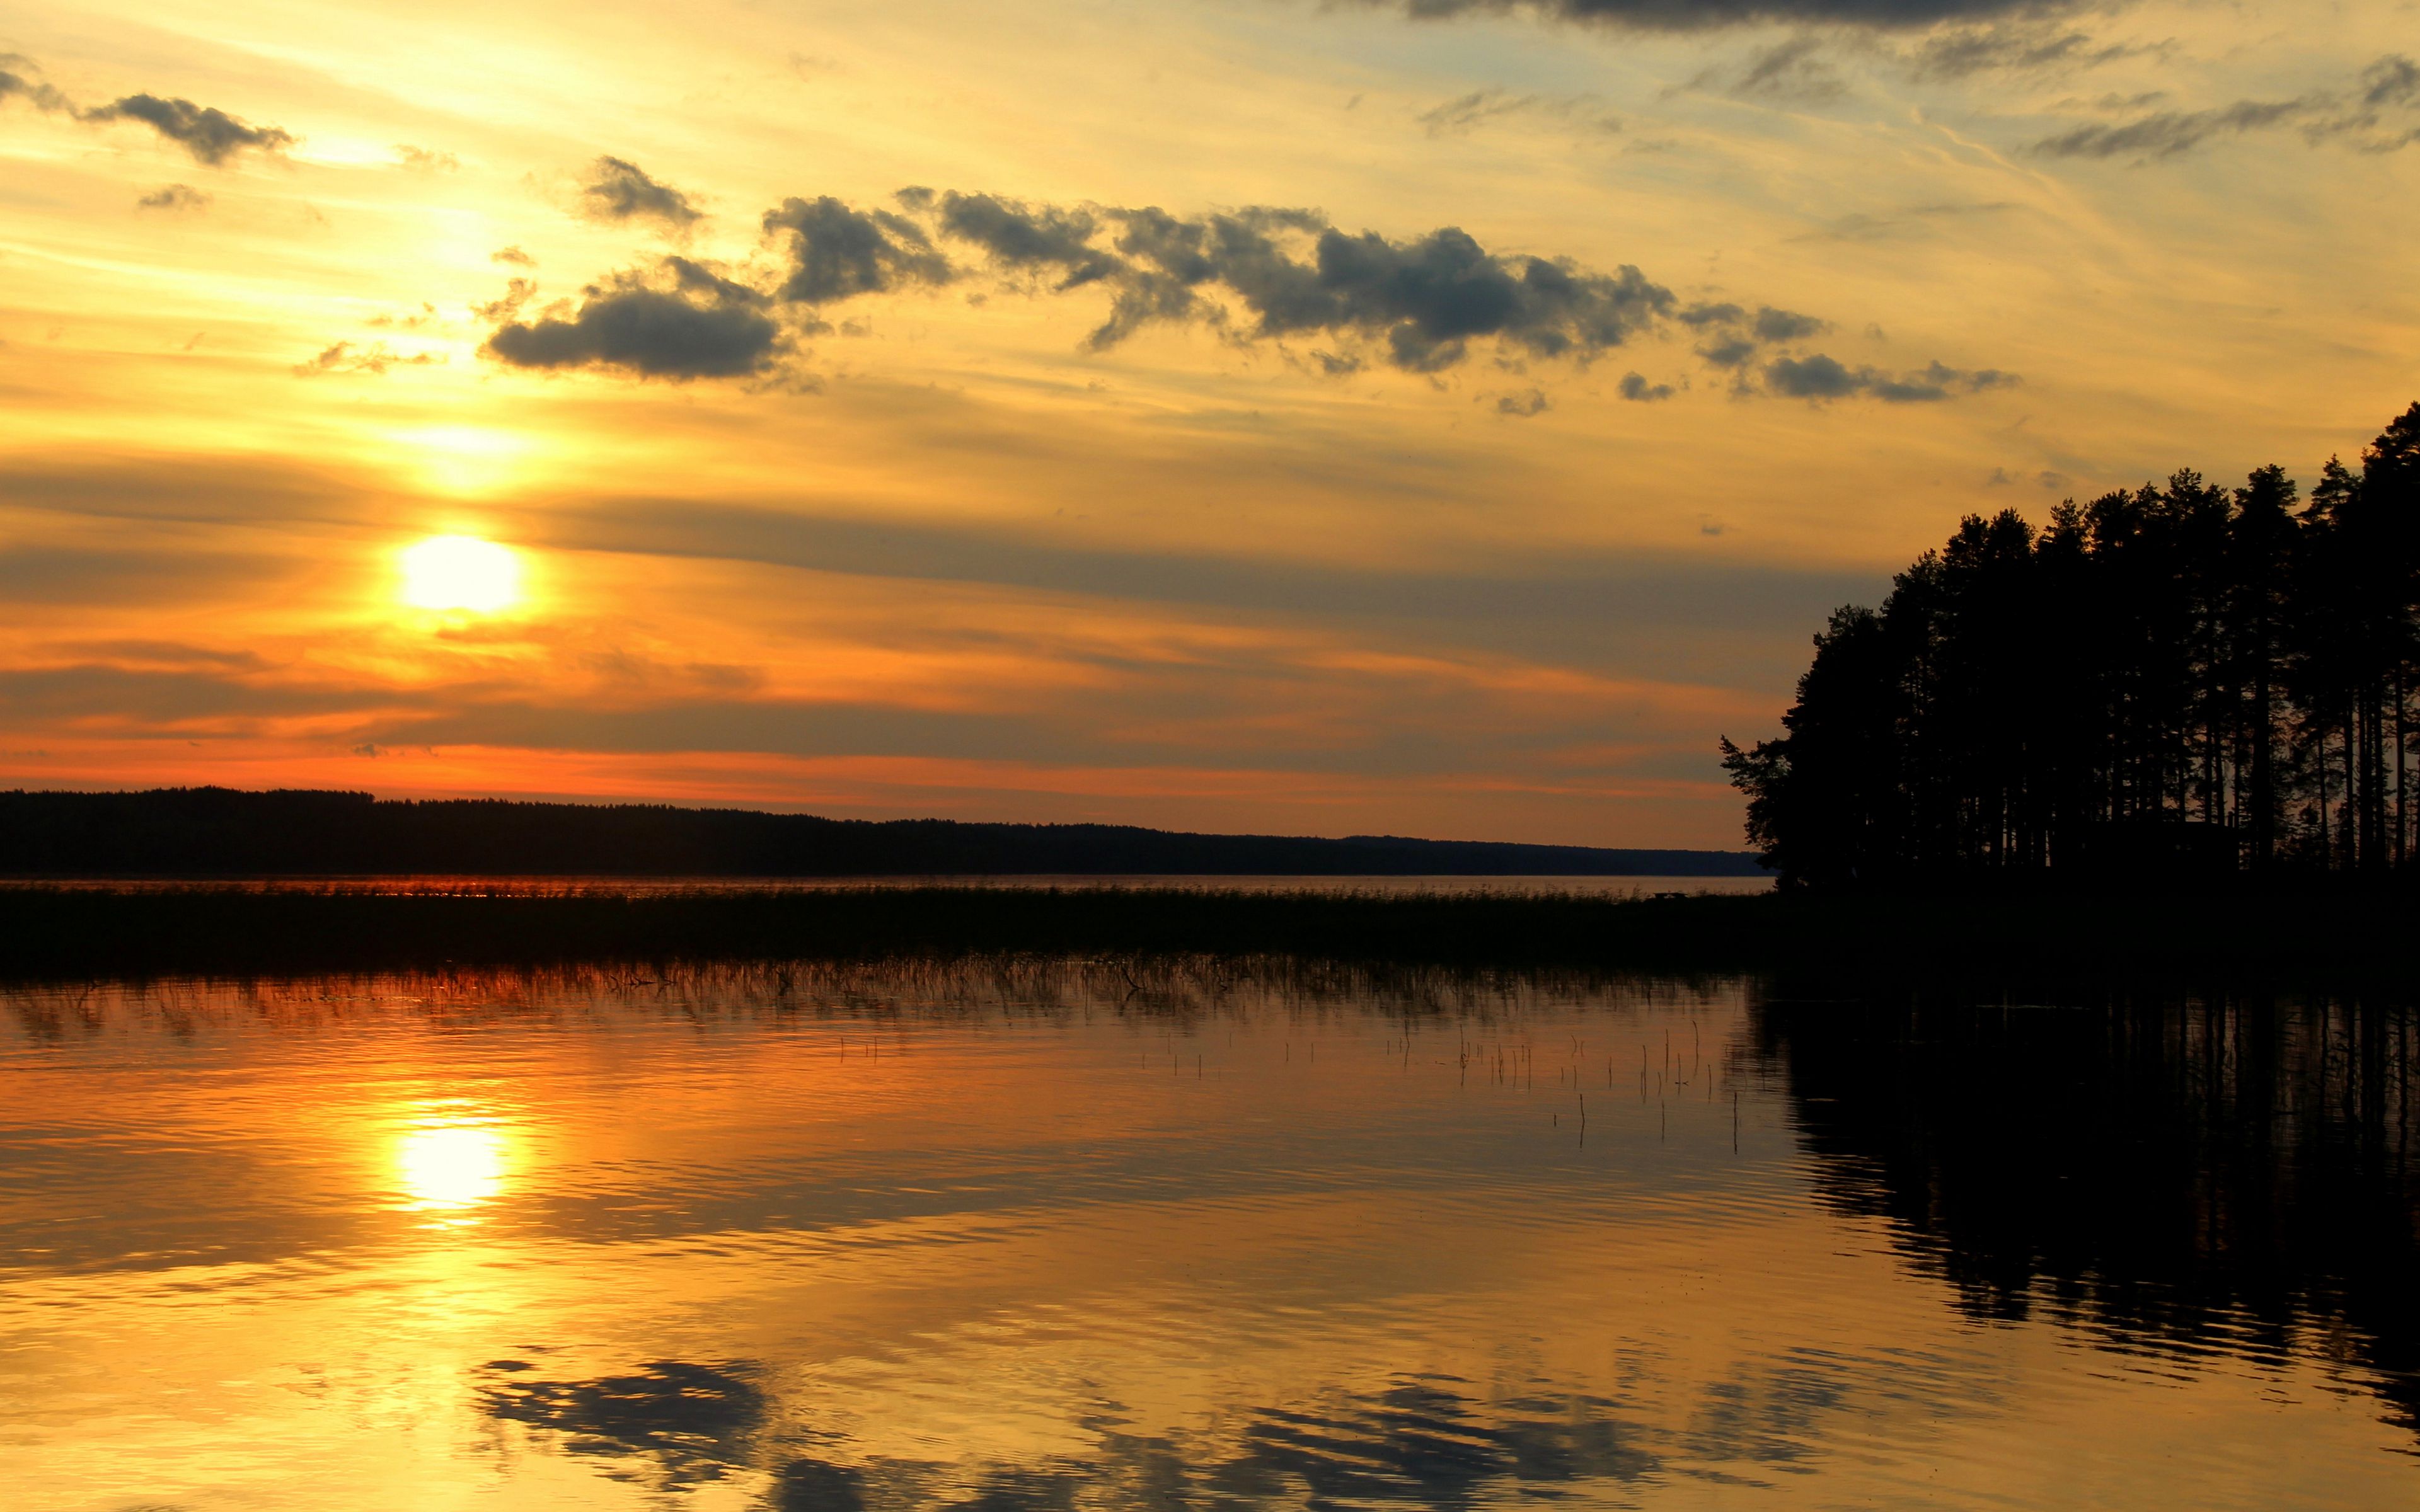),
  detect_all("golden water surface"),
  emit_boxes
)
[1,963,2412,1509]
